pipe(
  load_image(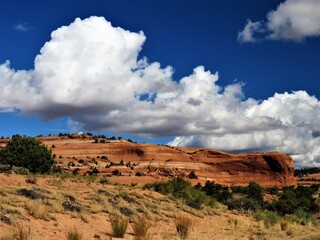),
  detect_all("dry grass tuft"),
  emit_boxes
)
[228,218,239,232]
[65,228,83,240]
[0,234,15,240]
[25,200,49,221]
[132,218,151,240]
[175,215,193,240]
[111,216,128,238]
[14,226,32,240]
